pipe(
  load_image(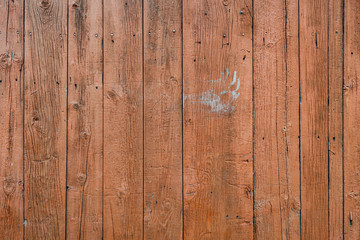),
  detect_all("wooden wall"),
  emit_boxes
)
[0,0,359,239]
